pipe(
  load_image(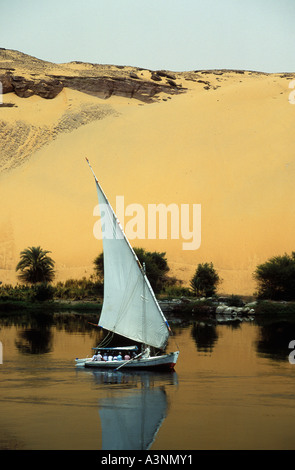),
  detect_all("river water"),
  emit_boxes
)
[0,311,295,451]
